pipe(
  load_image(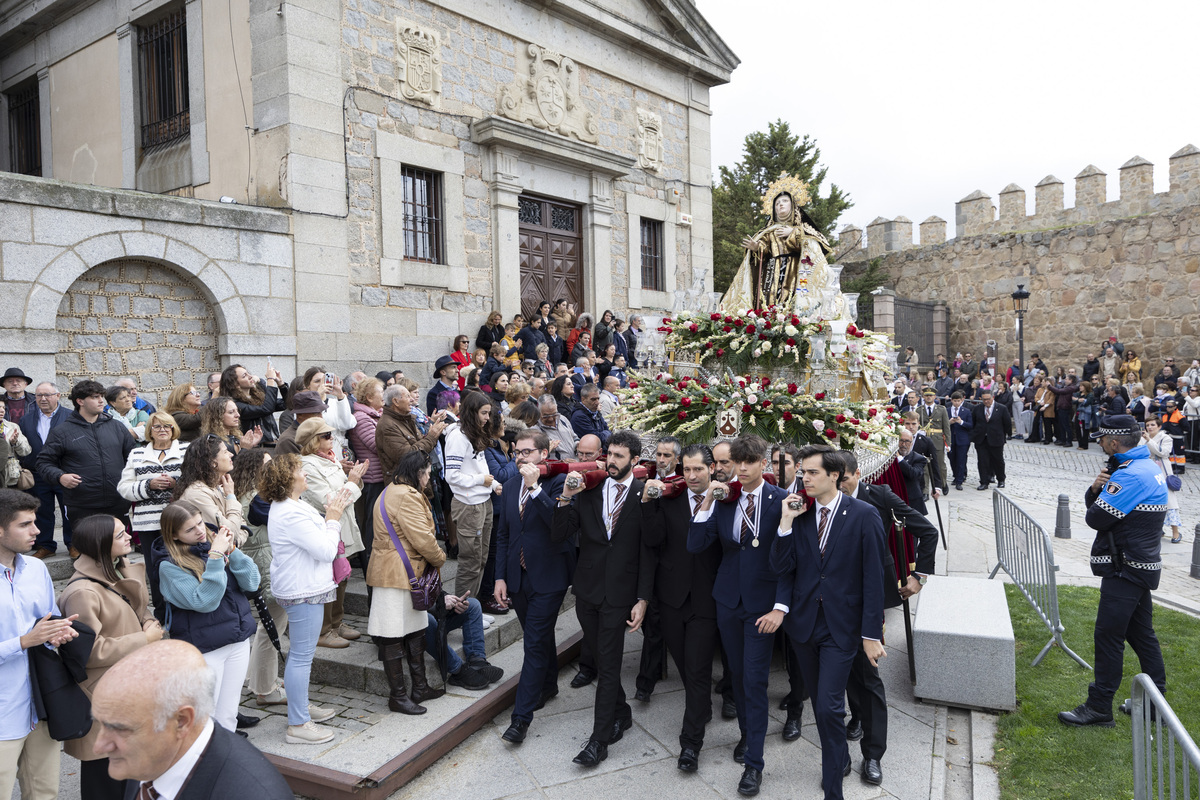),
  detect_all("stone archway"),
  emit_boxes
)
[55,259,220,406]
